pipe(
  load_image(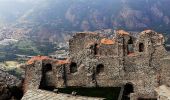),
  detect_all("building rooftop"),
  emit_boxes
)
[55,59,70,65]
[101,38,115,45]
[116,30,129,35]
[27,56,51,65]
